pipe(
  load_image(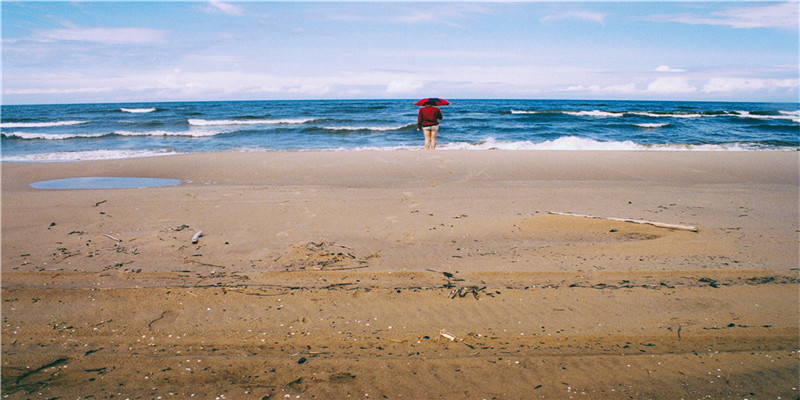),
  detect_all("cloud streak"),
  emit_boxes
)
[541,10,606,25]
[655,65,686,73]
[33,27,168,44]
[652,2,799,30]
[203,1,242,16]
